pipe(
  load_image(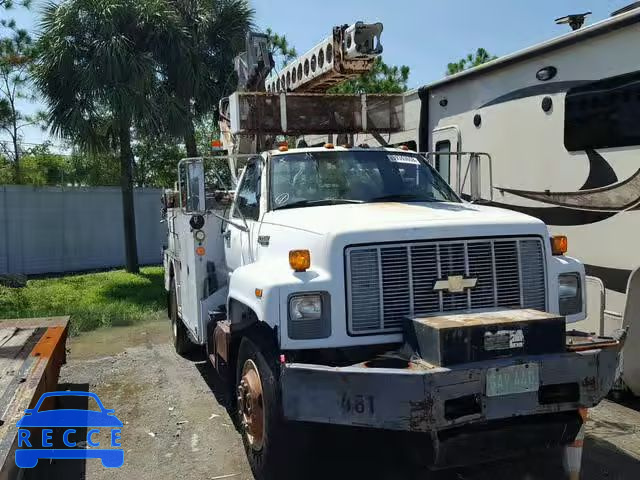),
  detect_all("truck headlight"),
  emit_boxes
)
[559,273,582,316]
[288,293,331,340]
